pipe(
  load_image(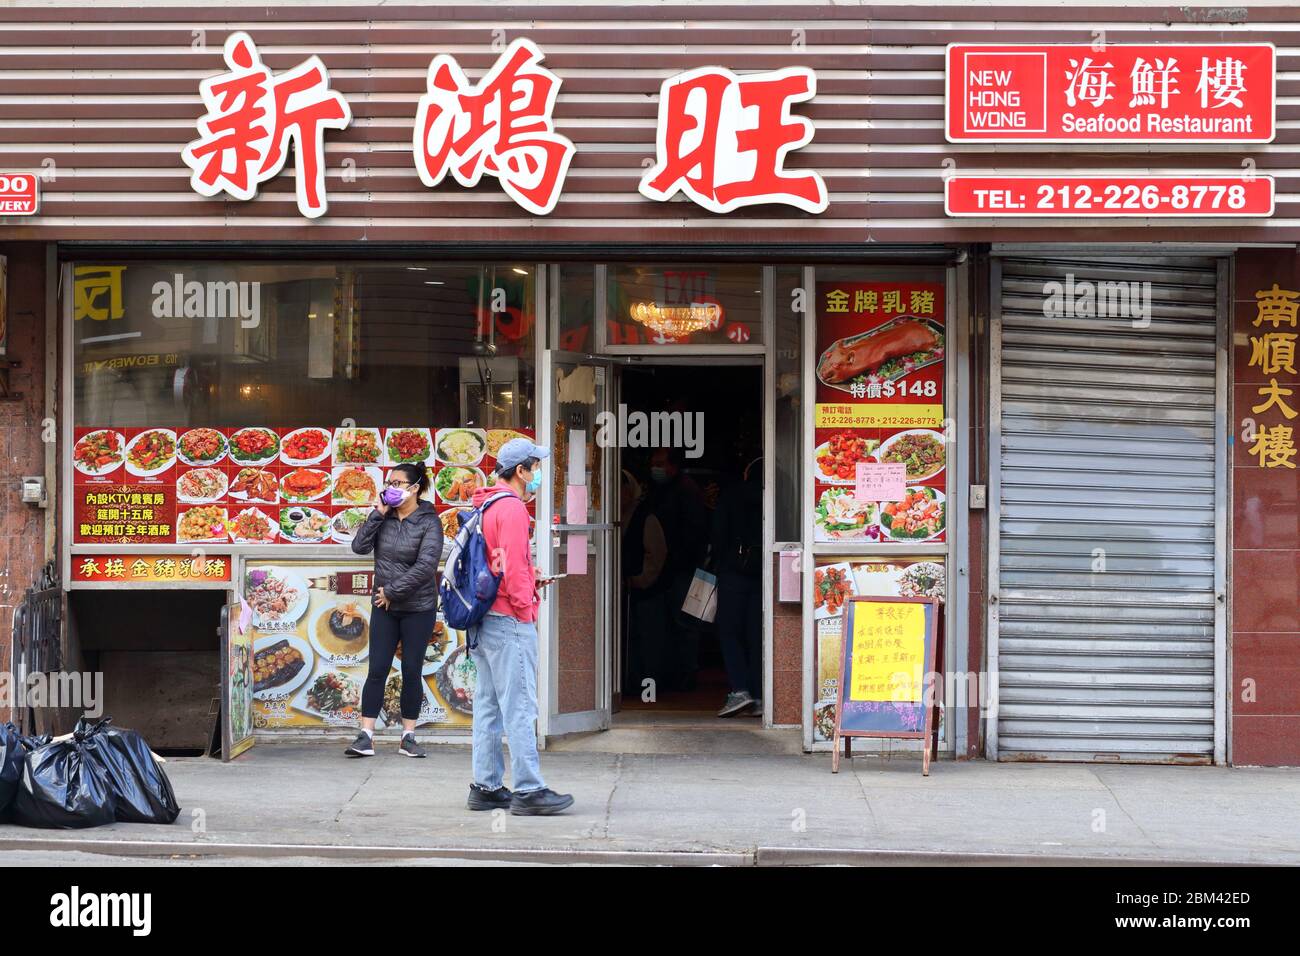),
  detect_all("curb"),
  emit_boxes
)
[0,837,751,867]
[0,837,1265,867]
[754,846,1258,867]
